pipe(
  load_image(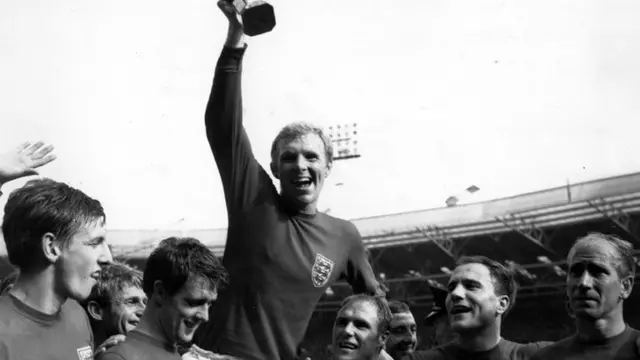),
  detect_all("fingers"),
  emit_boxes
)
[27,143,57,168]
[15,142,31,152]
[217,0,243,27]
[24,141,45,156]
[33,153,57,167]
[16,141,56,167]
[31,144,55,160]
[94,346,107,357]
[217,0,236,17]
